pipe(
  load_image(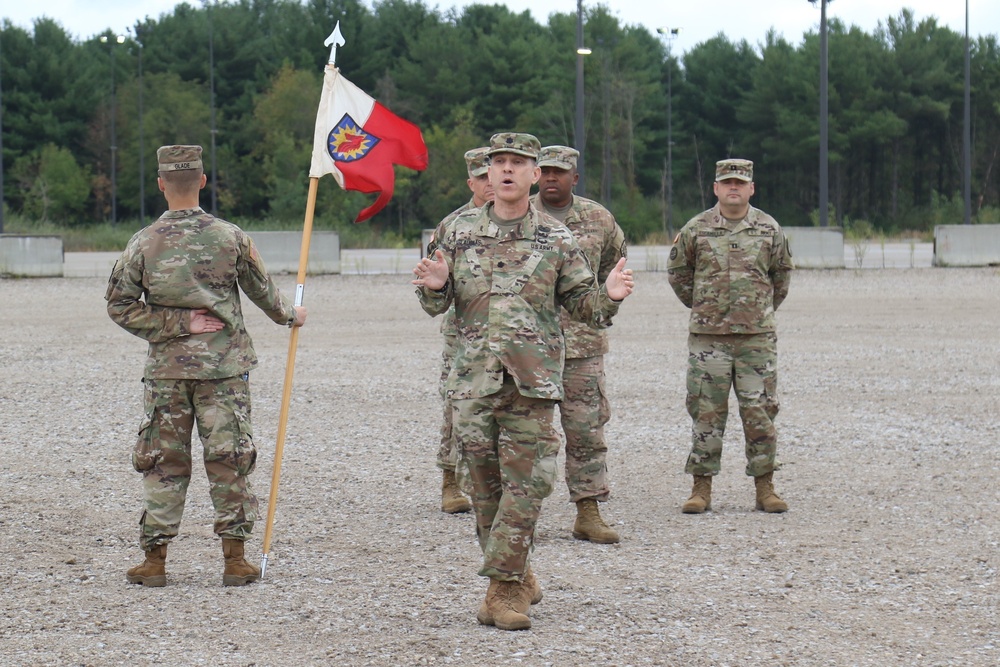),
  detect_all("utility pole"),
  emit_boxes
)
[101,33,126,225]
[209,2,219,214]
[808,0,832,227]
[657,27,681,238]
[963,0,972,224]
[574,0,591,197]
[131,26,146,226]
[0,28,5,233]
